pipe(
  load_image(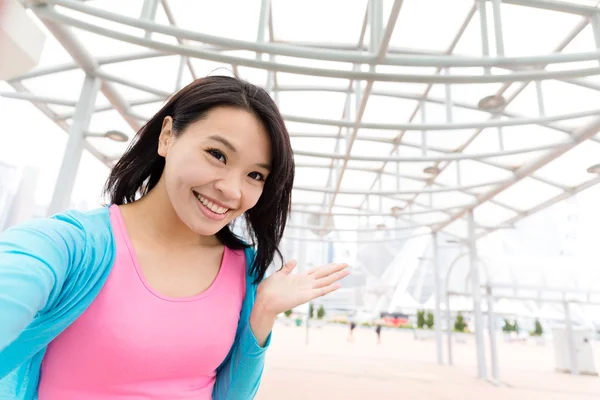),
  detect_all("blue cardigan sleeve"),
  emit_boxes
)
[212,320,271,399]
[212,248,272,399]
[0,216,85,354]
